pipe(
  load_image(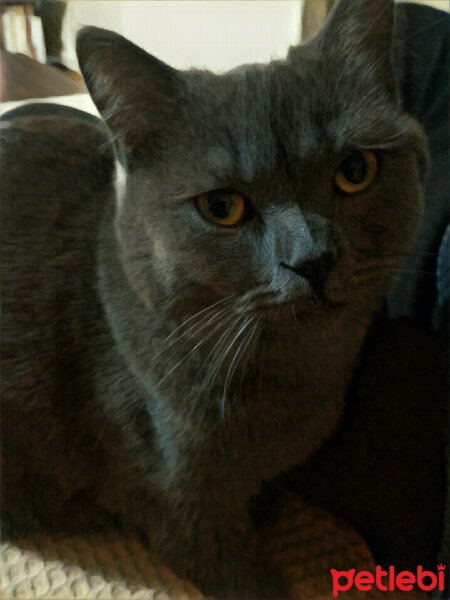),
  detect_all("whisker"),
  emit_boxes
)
[154,295,235,359]
[238,316,263,397]
[200,315,245,393]
[353,264,436,287]
[157,310,237,386]
[215,317,251,418]
[163,295,235,344]
[222,318,255,402]
[155,301,235,359]
[200,315,250,409]
[163,309,238,375]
